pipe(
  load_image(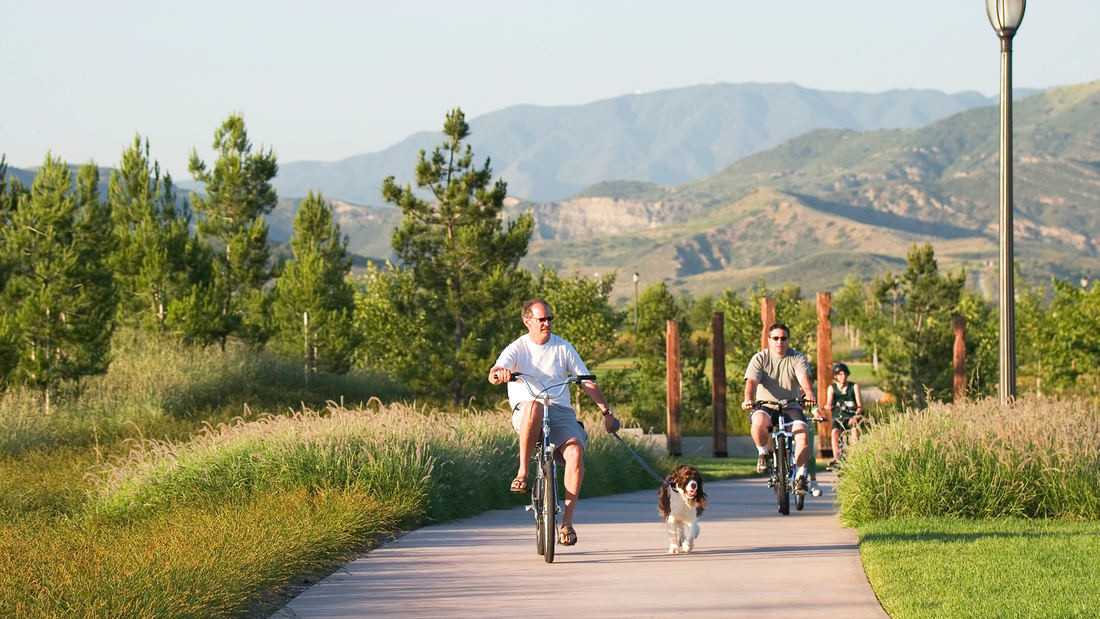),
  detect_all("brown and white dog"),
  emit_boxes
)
[657,465,707,554]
